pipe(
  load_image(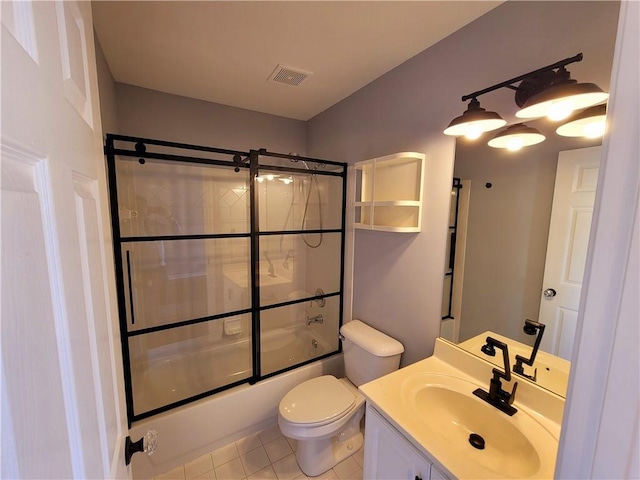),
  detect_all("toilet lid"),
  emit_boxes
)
[279,375,355,426]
